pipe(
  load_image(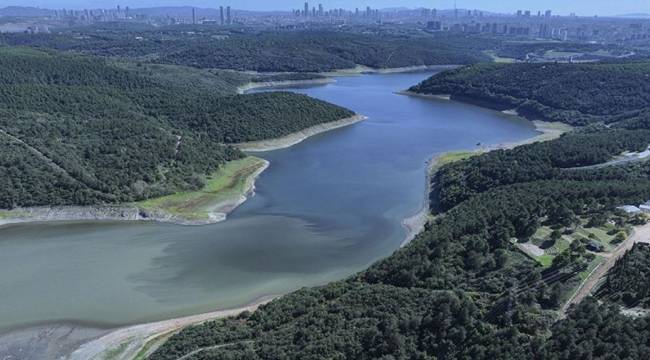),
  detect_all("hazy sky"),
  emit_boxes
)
[3,0,650,16]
